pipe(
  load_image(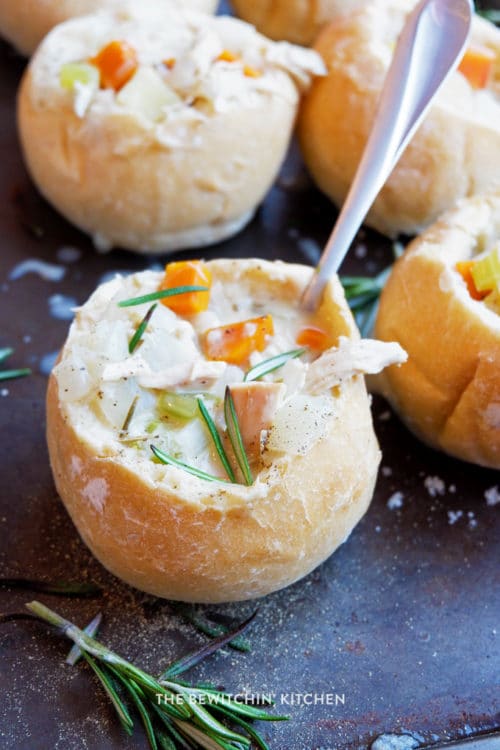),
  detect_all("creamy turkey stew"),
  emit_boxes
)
[54,259,406,485]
